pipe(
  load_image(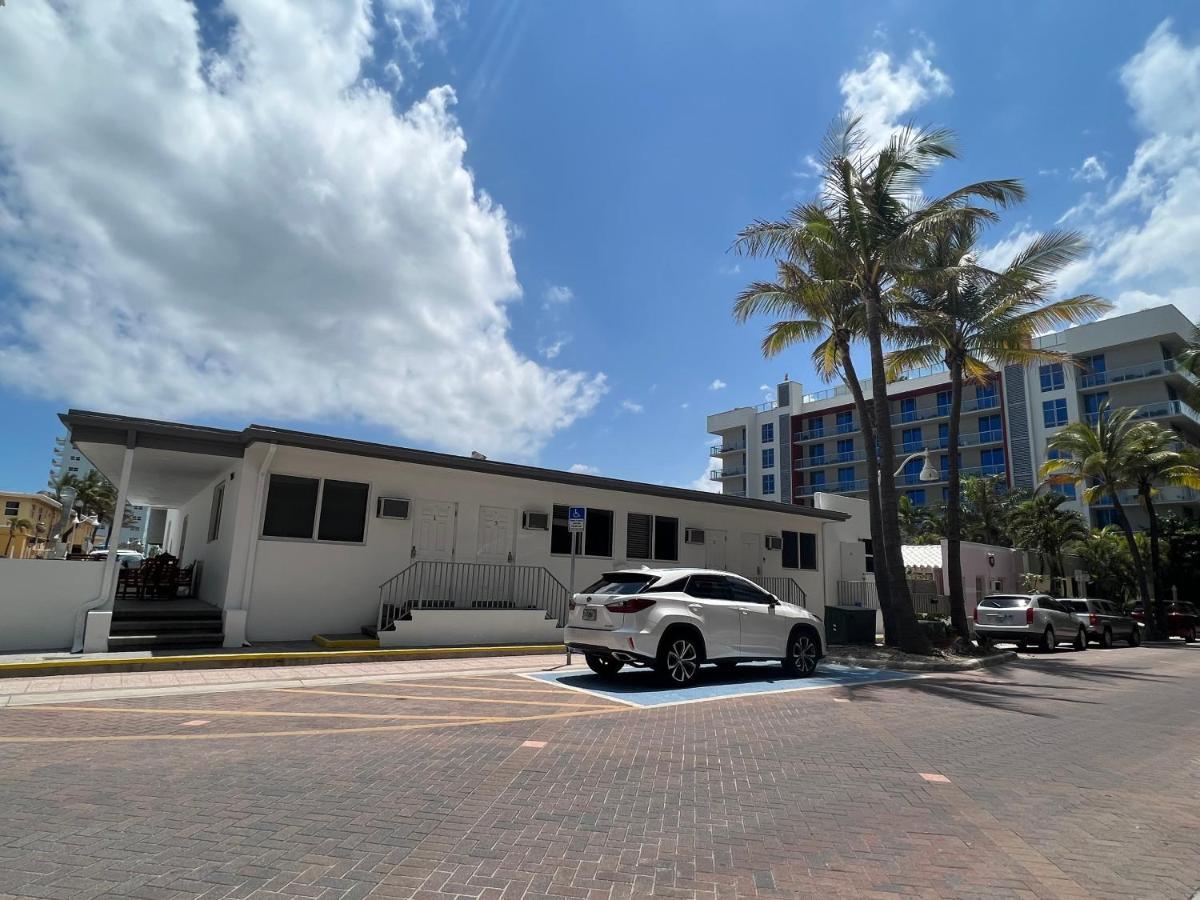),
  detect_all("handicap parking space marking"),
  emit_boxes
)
[521,662,921,709]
